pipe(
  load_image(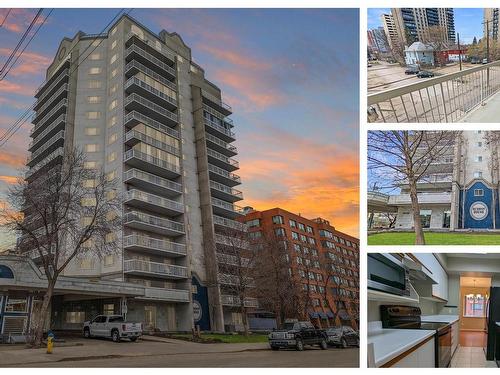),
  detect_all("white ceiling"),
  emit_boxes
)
[460,276,491,287]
